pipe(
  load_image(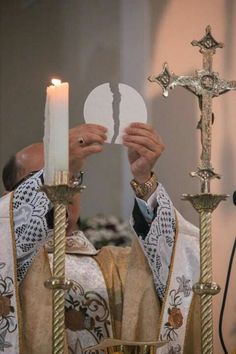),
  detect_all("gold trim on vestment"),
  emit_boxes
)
[9,191,23,354]
[45,246,53,277]
[183,294,196,352]
[94,246,129,339]
[94,248,118,337]
[157,210,179,340]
